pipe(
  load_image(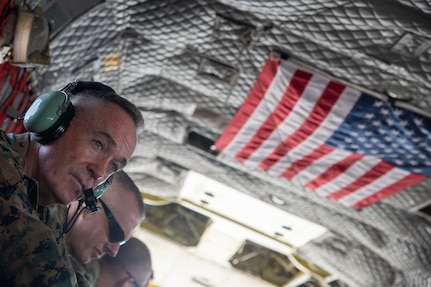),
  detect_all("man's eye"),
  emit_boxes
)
[95,141,103,150]
[110,162,119,172]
